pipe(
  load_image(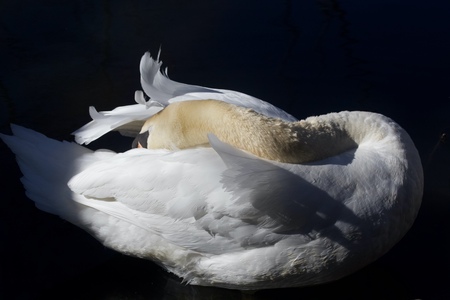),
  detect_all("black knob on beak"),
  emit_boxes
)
[132,131,149,148]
